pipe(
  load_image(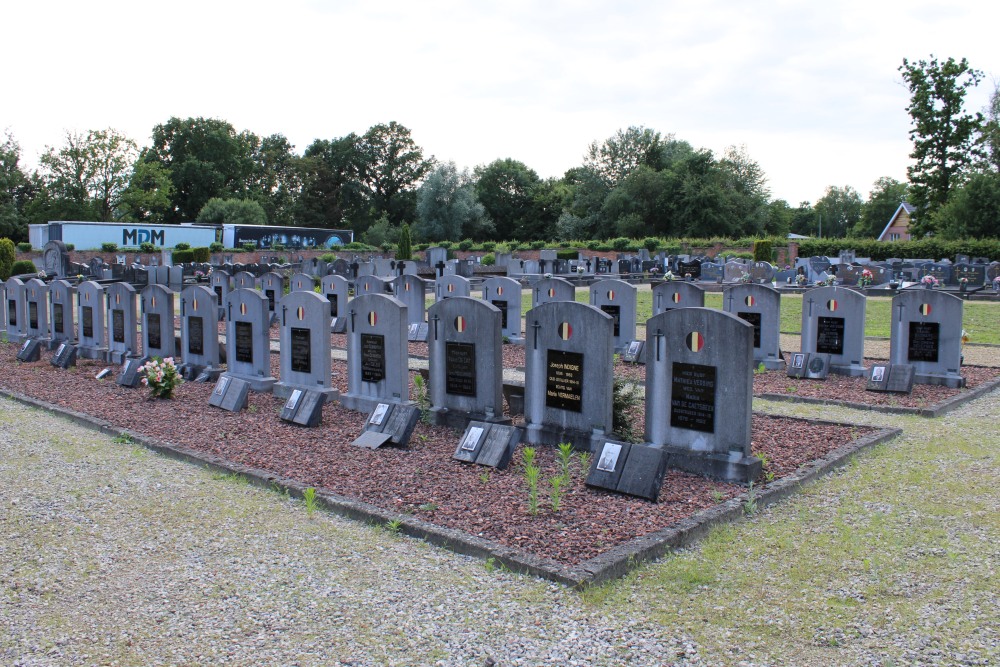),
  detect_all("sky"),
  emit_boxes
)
[5,0,999,207]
